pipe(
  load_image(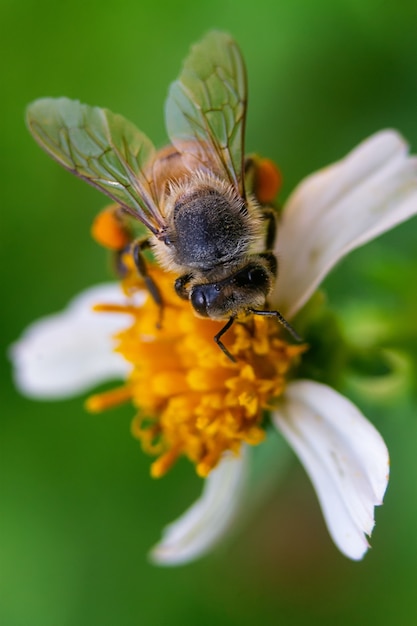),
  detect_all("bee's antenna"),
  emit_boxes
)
[250,309,302,342]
